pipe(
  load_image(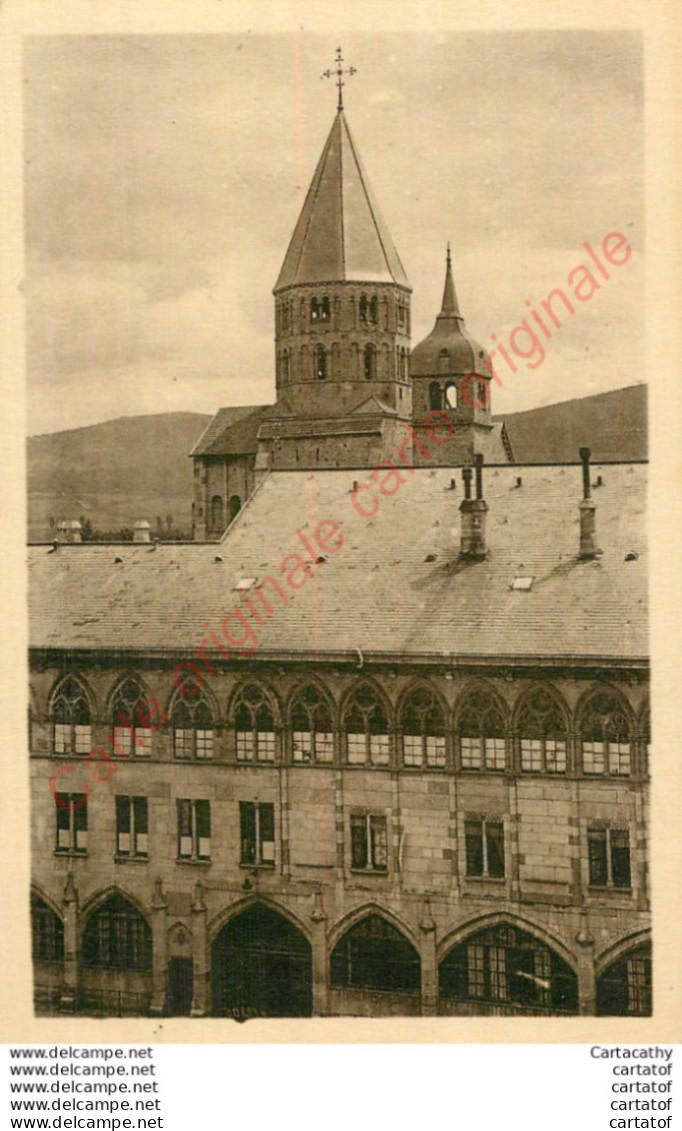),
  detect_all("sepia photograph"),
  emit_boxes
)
[24,28,651,1023]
